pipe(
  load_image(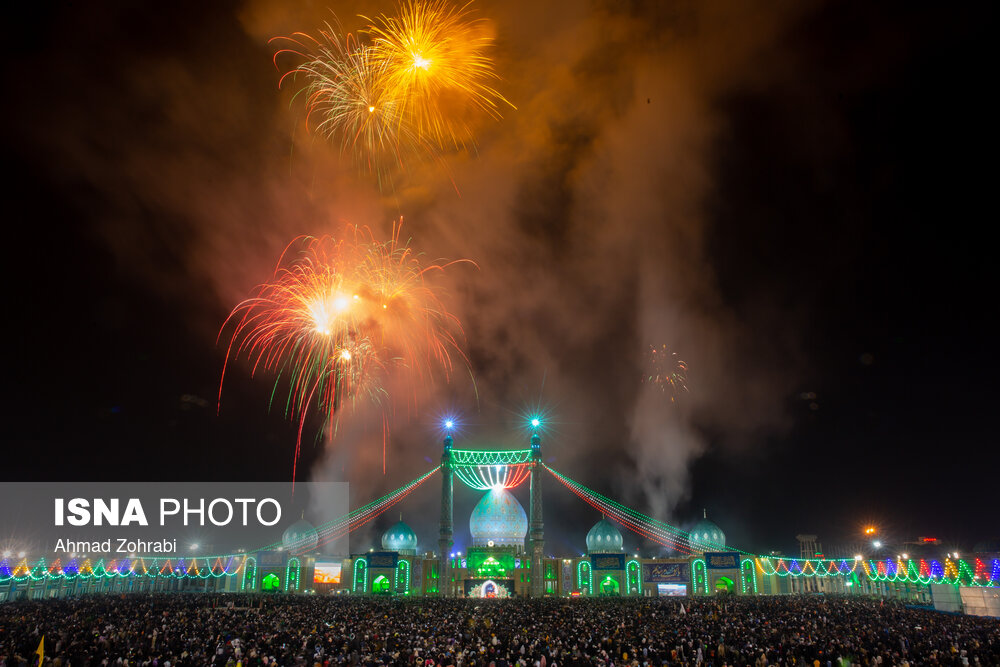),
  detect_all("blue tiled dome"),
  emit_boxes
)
[282,519,318,553]
[381,520,418,554]
[586,518,624,554]
[470,488,528,548]
[691,511,725,549]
